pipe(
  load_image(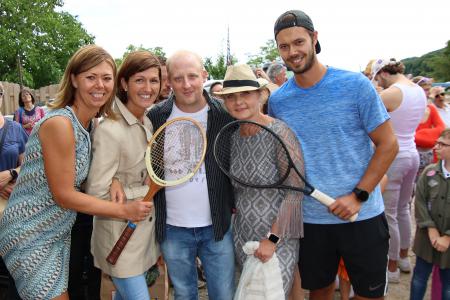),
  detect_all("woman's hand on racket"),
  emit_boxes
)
[329,193,361,221]
[110,178,127,204]
[122,198,153,223]
[254,239,276,263]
